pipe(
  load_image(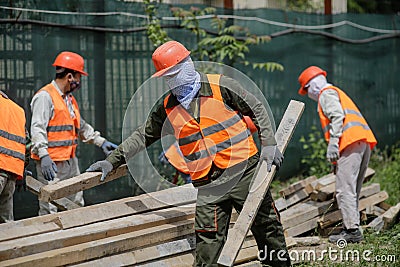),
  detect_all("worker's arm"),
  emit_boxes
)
[319,88,345,162]
[30,91,53,159]
[78,117,106,147]
[105,99,171,169]
[319,88,345,139]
